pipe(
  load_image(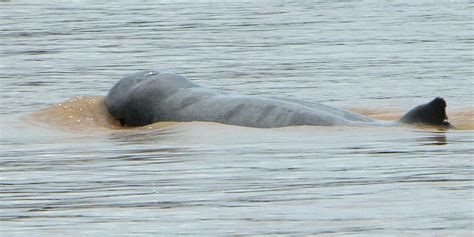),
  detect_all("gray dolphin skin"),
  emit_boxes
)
[105,71,451,128]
